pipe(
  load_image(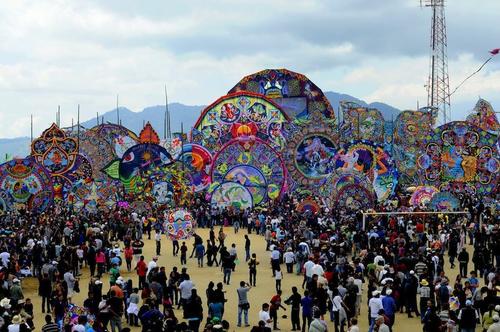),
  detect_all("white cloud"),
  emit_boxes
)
[0,0,499,138]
